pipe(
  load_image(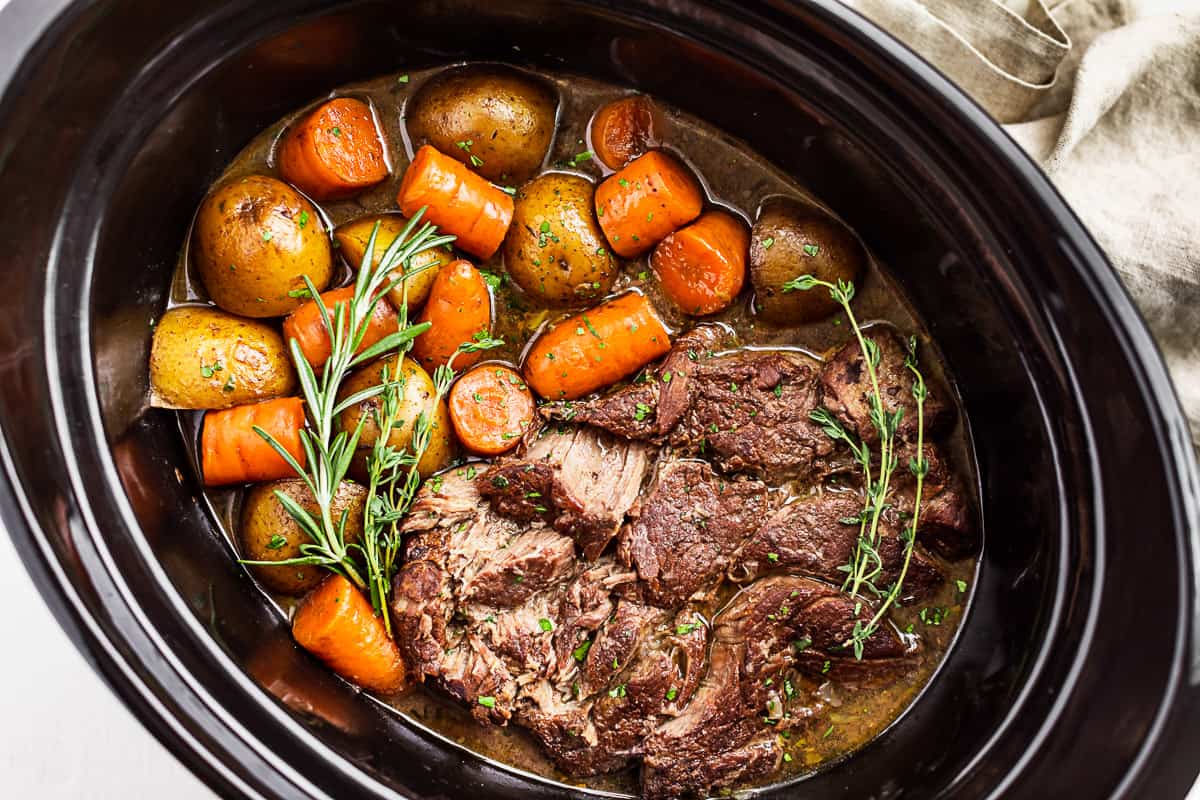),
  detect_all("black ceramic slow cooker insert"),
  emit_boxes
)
[0,1,1197,798]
